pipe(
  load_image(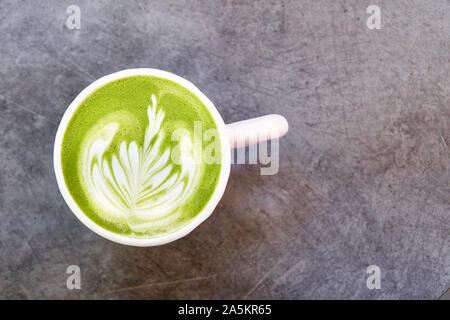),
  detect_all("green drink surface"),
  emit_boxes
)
[61,75,222,238]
